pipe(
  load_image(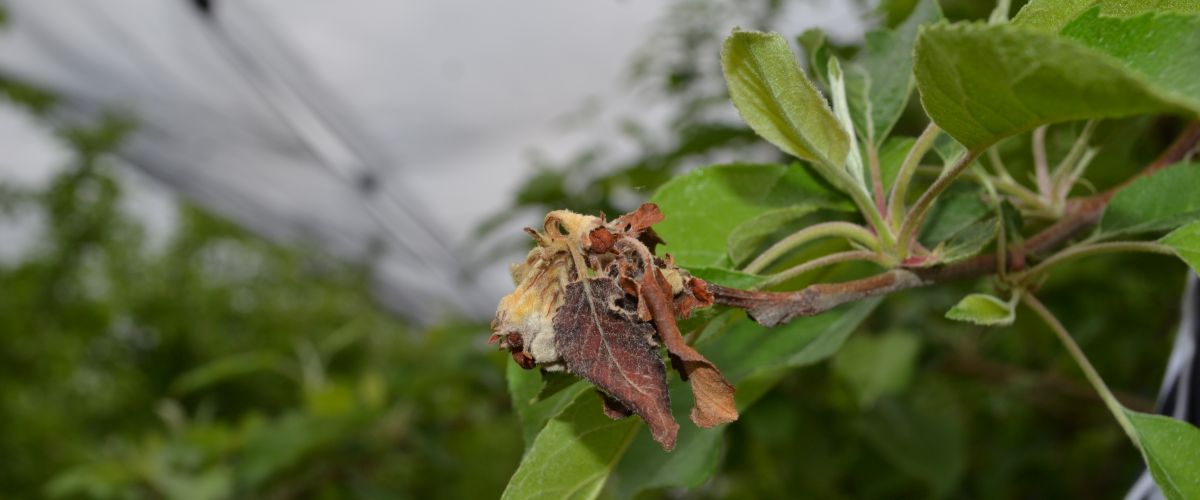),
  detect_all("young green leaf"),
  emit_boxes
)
[1160,221,1200,273]
[937,216,1000,264]
[721,30,852,189]
[848,0,942,146]
[802,0,940,148]
[945,293,1016,326]
[1013,0,1200,32]
[914,22,1200,150]
[1124,410,1200,500]
[919,184,991,246]
[932,133,967,168]
[827,57,868,192]
[796,28,831,87]
[878,136,917,190]
[650,163,846,268]
[1100,162,1200,235]
[501,391,641,500]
